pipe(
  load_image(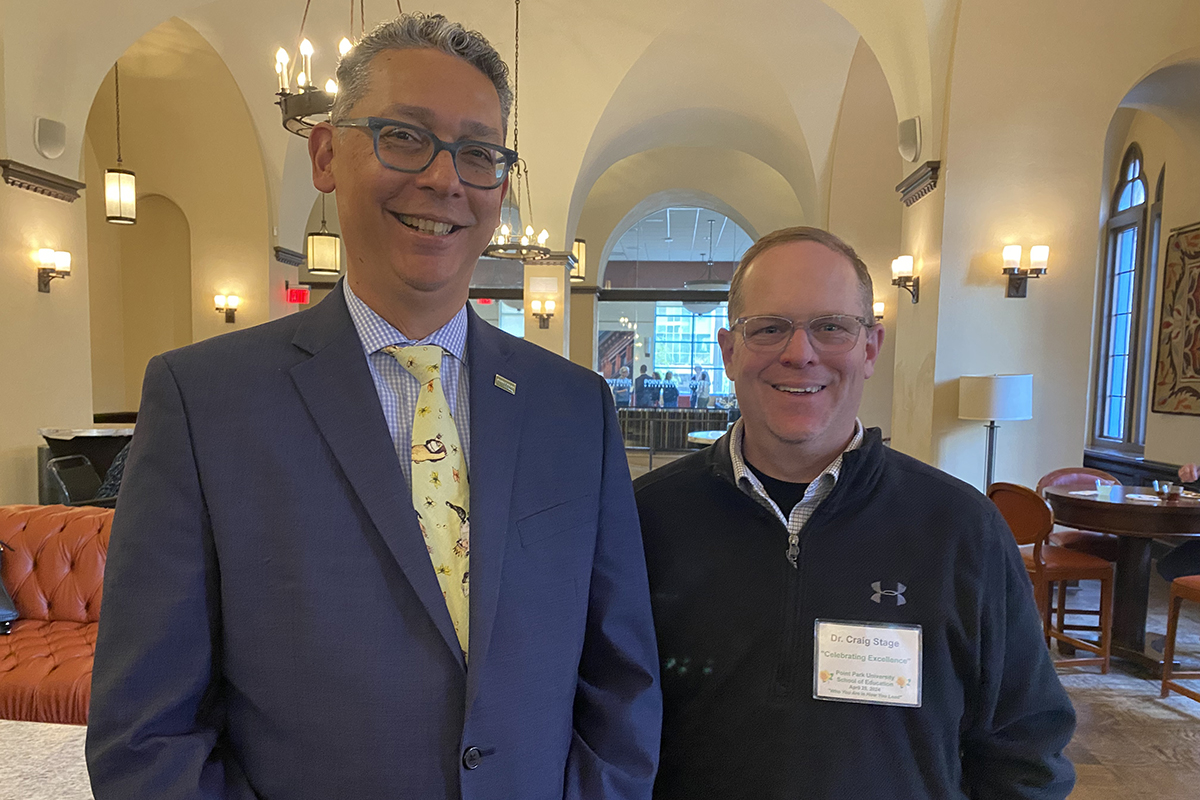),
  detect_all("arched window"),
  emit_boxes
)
[598,207,754,405]
[1094,145,1154,451]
